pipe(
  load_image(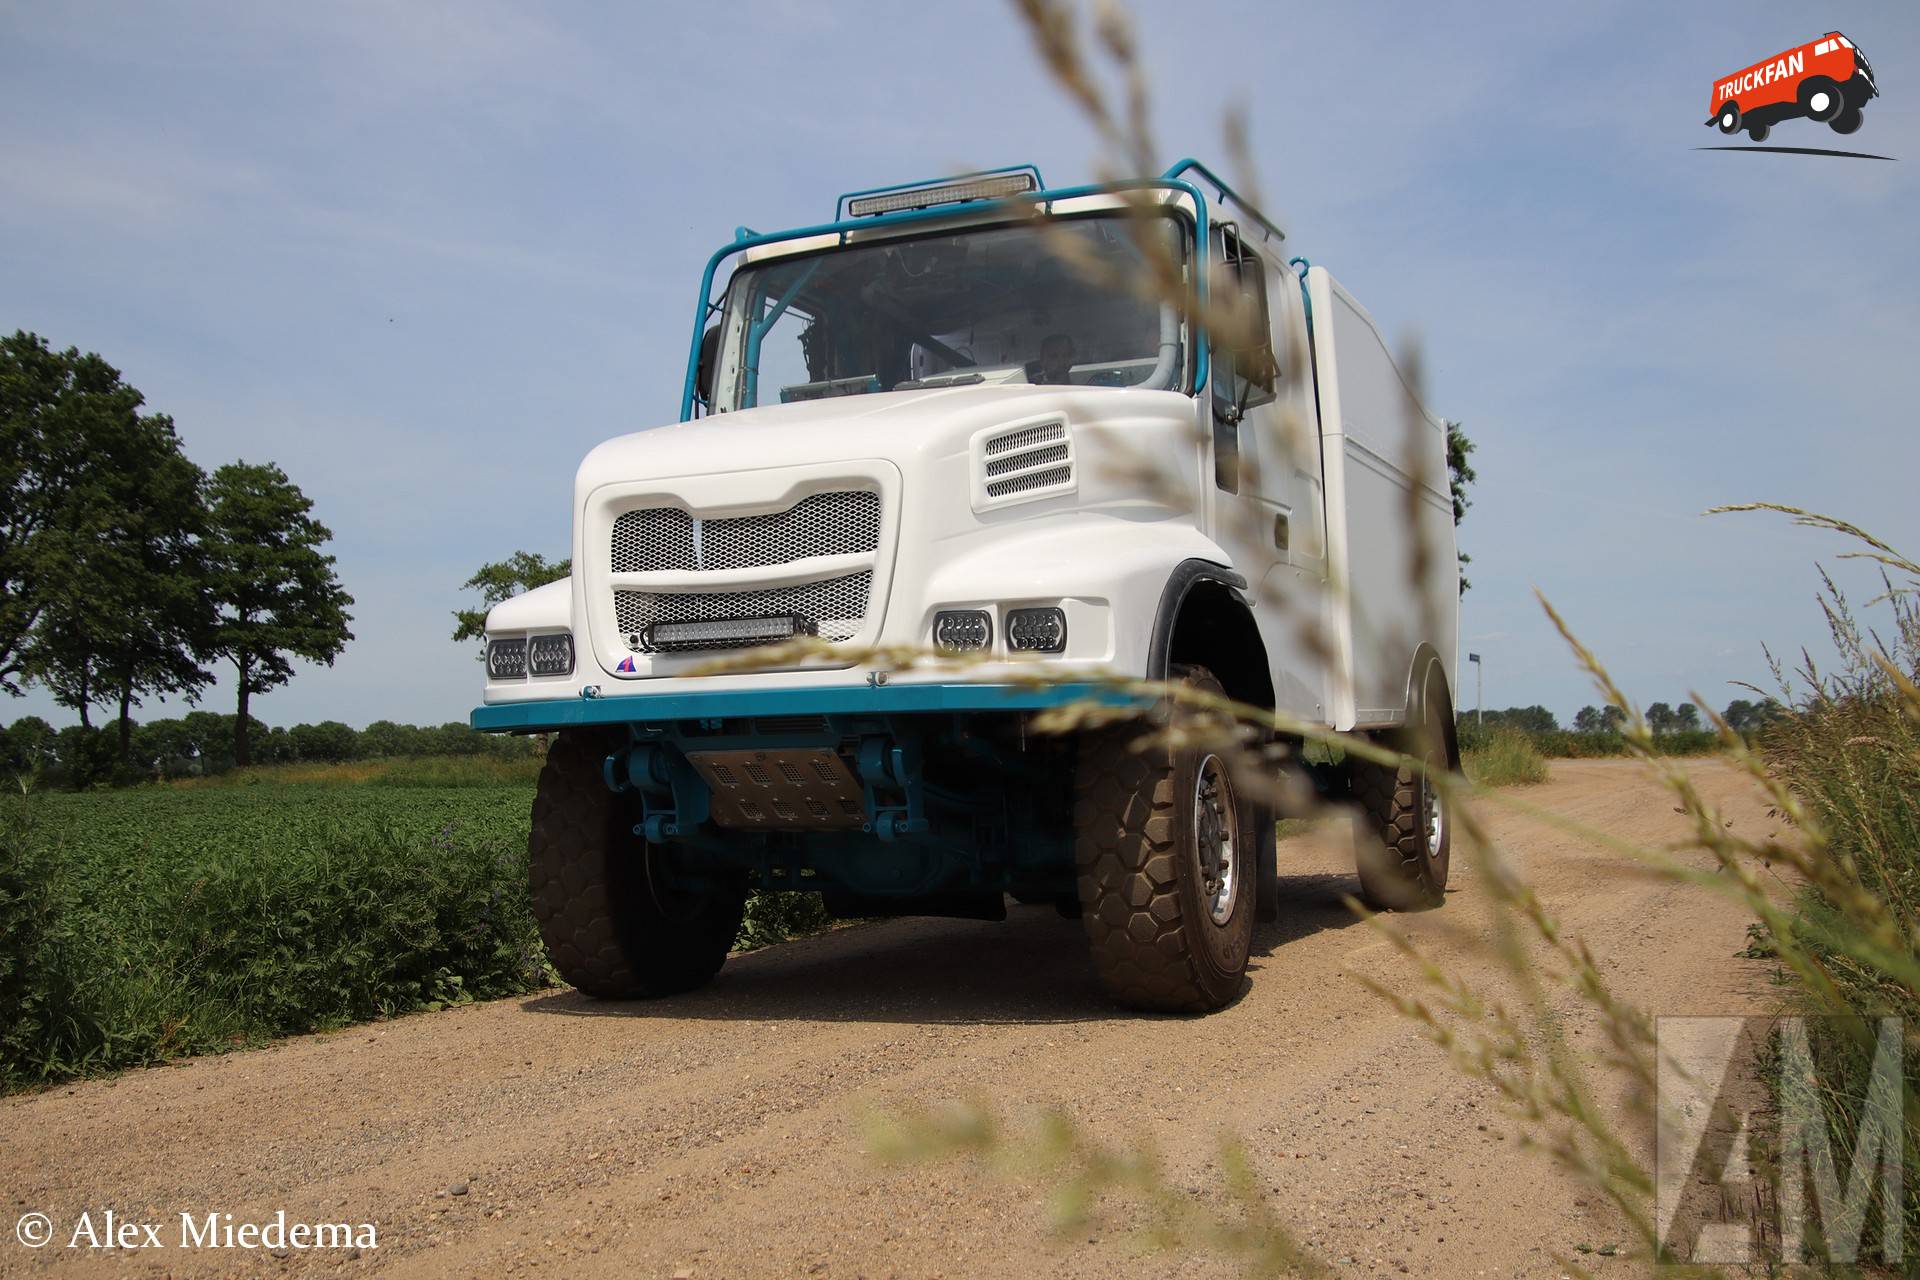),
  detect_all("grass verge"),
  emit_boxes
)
[1461,725,1550,787]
